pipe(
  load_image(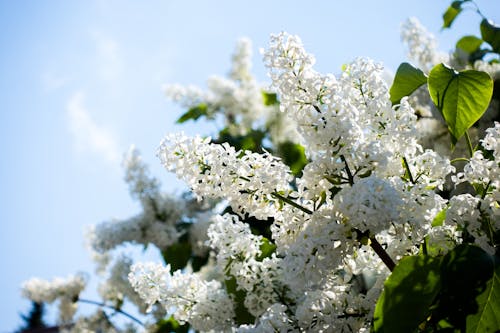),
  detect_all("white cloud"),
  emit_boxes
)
[67,91,121,164]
